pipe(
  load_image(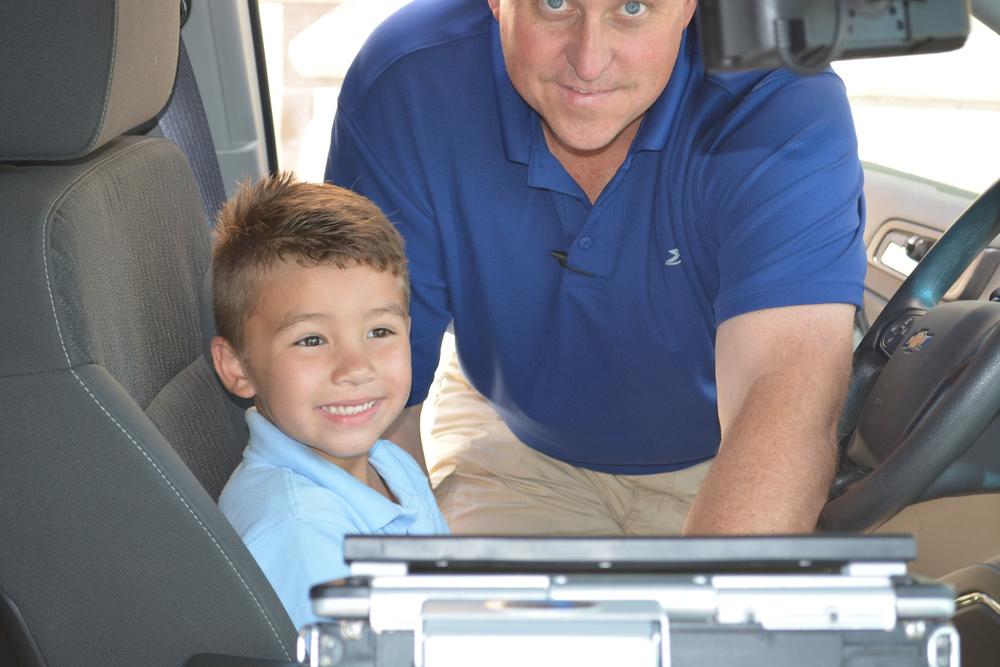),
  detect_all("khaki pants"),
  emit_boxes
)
[426,351,712,536]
